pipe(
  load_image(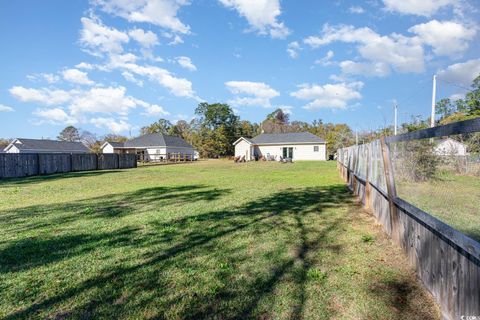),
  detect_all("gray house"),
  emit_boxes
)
[233,132,327,161]
[4,138,90,153]
[101,133,196,161]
